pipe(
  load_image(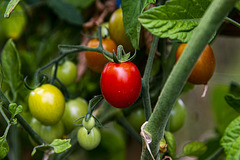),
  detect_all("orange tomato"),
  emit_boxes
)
[175,43,215,84]
[85,38,117,73]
